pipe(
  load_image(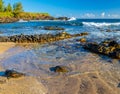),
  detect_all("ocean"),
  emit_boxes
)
[0,19,120,42]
